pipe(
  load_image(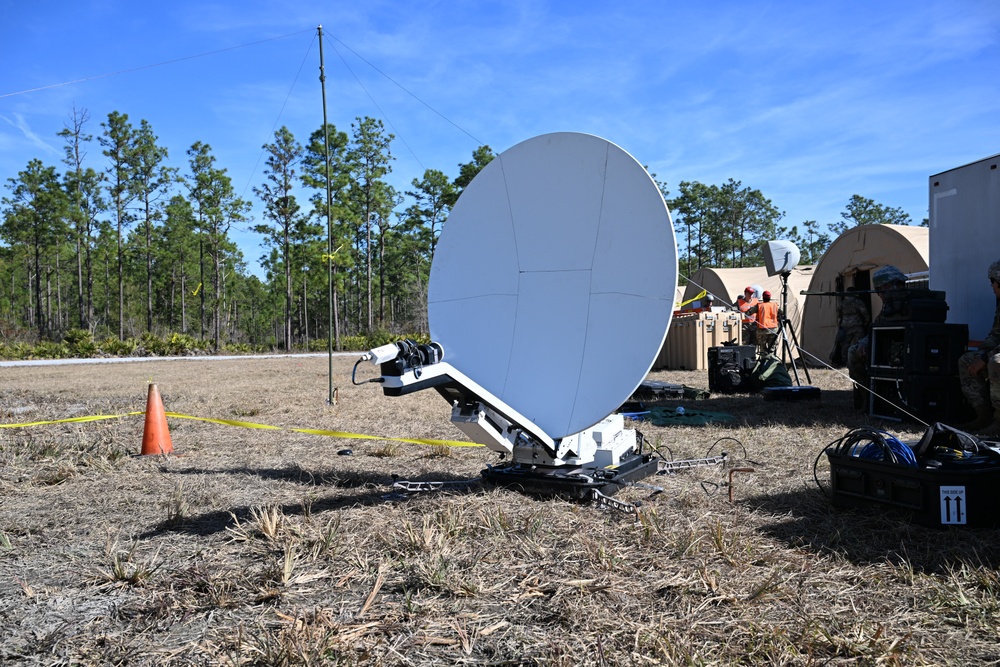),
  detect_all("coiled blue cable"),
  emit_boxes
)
[852,429,918,467]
